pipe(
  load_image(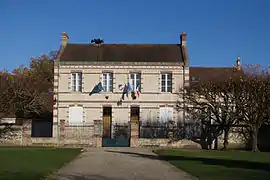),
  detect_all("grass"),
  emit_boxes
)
[155,149,270,180]
[0,147,82,180]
